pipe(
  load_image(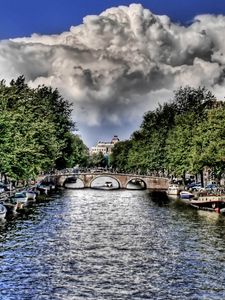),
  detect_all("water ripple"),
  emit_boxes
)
[1,189,225,299]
